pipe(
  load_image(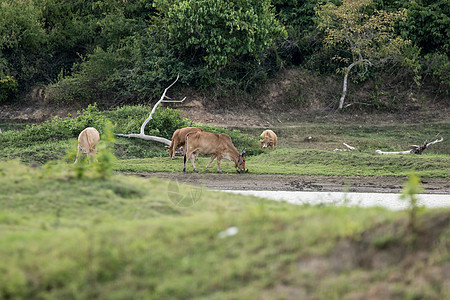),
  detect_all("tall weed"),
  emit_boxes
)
[401,174,424,232]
